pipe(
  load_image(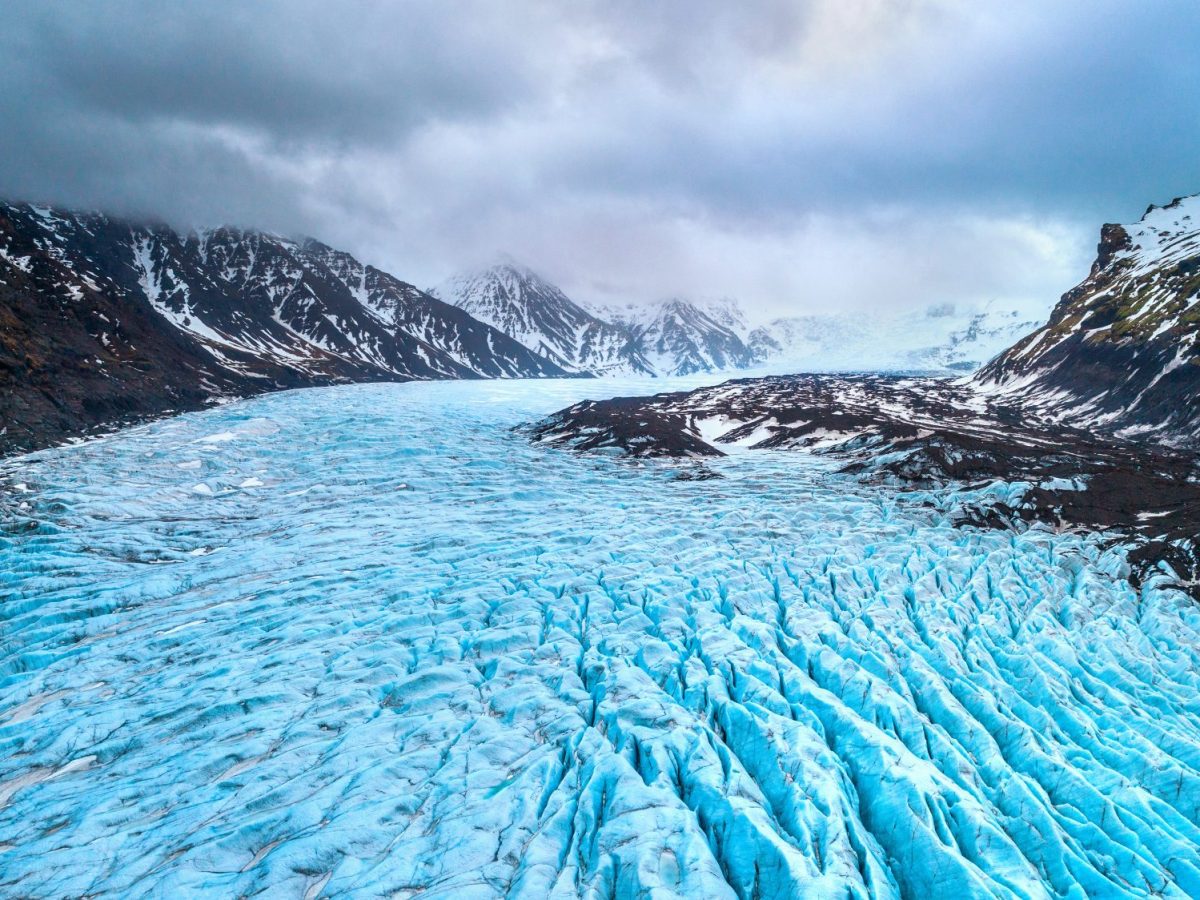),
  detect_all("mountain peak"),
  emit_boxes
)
[431,262,652,375]
[976,190,1200,443]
